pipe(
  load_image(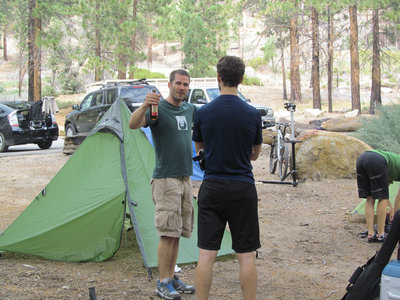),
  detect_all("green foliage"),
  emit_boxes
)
[58,71,83,94]
[42,85,58,97]
[261,38,276,64]
[0,82,5,93]
[180,0,234,77]
[247,57,267,70]
[133,68,166,79]
[243,75,263,86]
[354,105,400,153]
[56,100,75,109]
